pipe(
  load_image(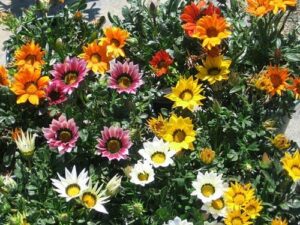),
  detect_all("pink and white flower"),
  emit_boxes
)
[42,115,79,154]
[96,126,132,161]
[45,81,68,105]
[51,57,89,94]
[108,61,144,94]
